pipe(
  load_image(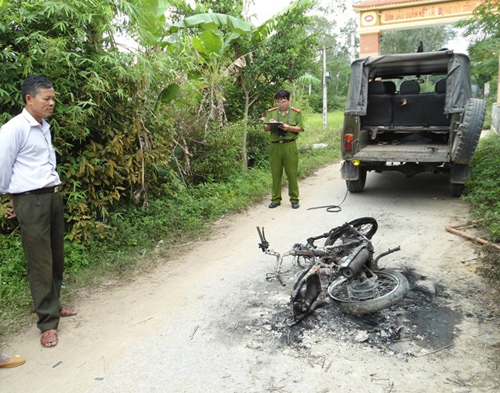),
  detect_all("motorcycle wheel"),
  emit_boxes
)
[324,217,378,247]
[328,269,409,315]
